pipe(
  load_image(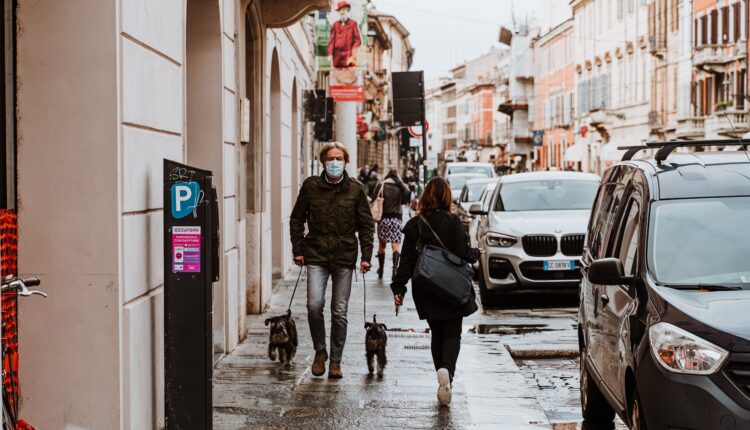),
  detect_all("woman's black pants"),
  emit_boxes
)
[426,317,463,380]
